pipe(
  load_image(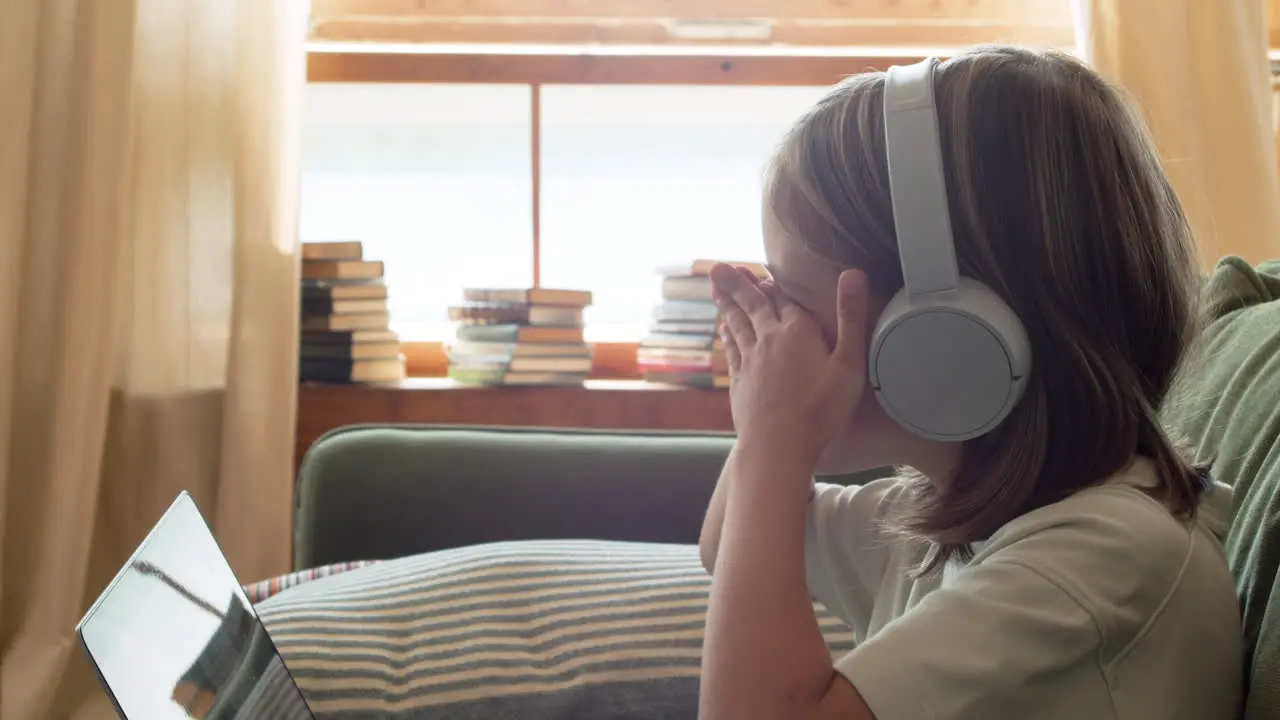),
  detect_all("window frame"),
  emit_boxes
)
[307,46,941,378]
[305,3,1280,380]
[307,0,1076,48]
